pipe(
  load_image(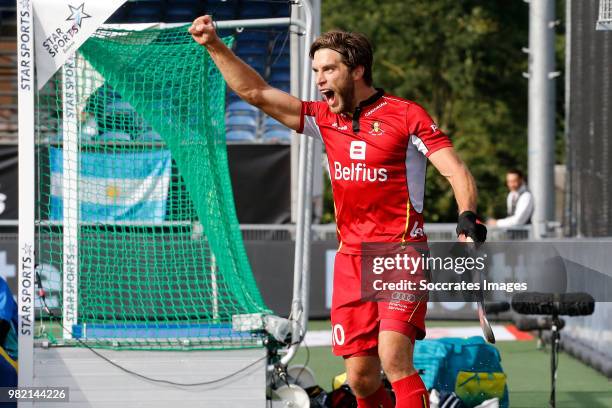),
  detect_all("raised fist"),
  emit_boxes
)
[189,15,218,47]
